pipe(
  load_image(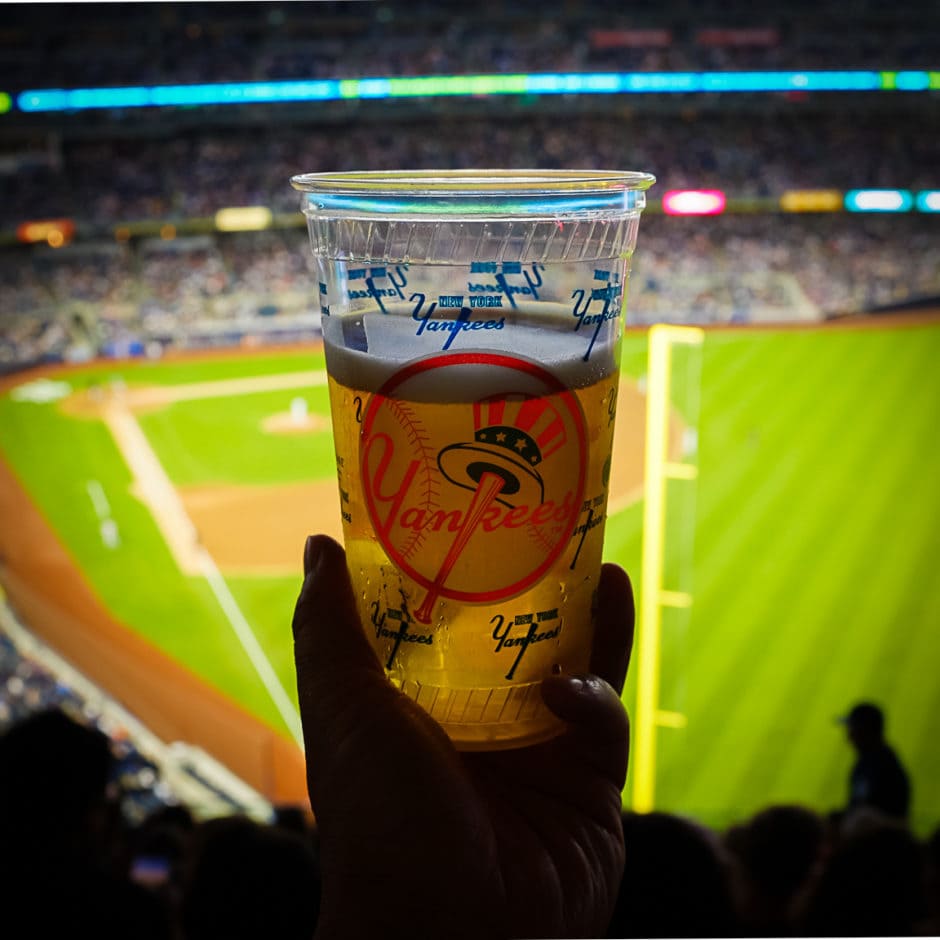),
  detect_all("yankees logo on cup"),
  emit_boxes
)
[361,352,588,623]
